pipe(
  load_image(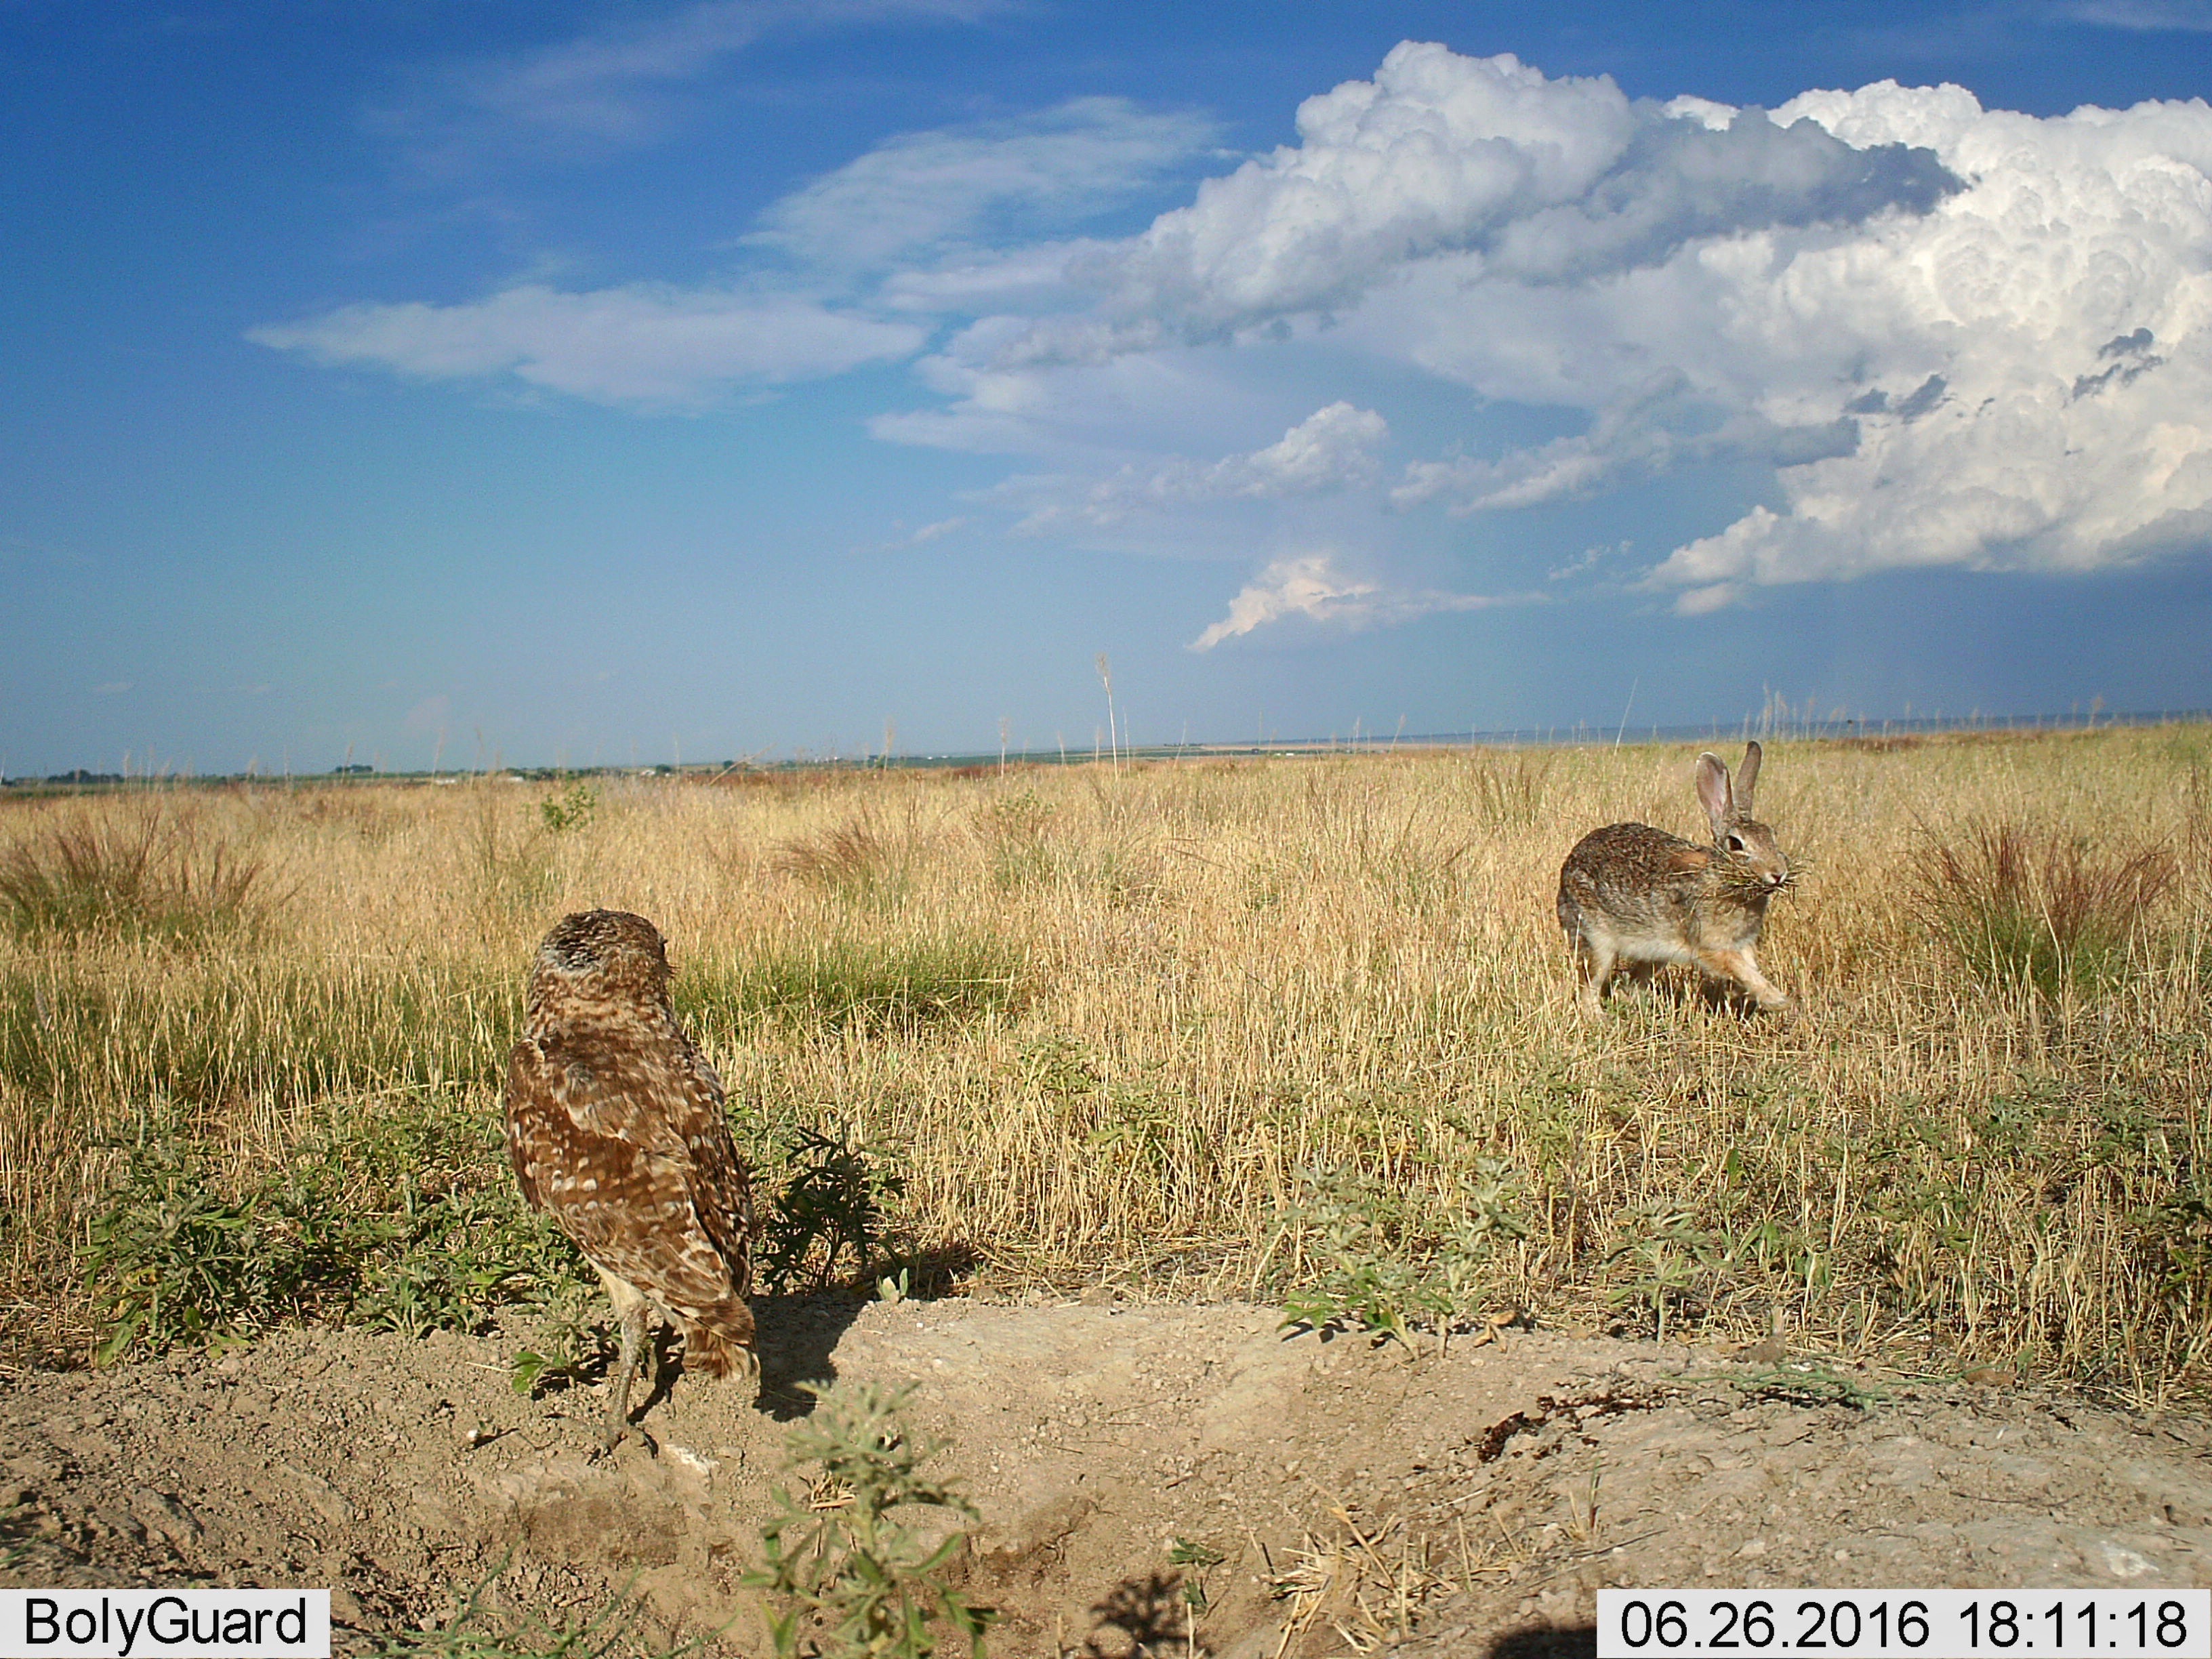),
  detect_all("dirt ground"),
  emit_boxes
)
[5,1298,2211,1658]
